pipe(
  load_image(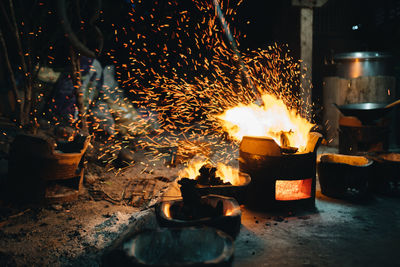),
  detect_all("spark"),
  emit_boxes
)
[49,0,314,169]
